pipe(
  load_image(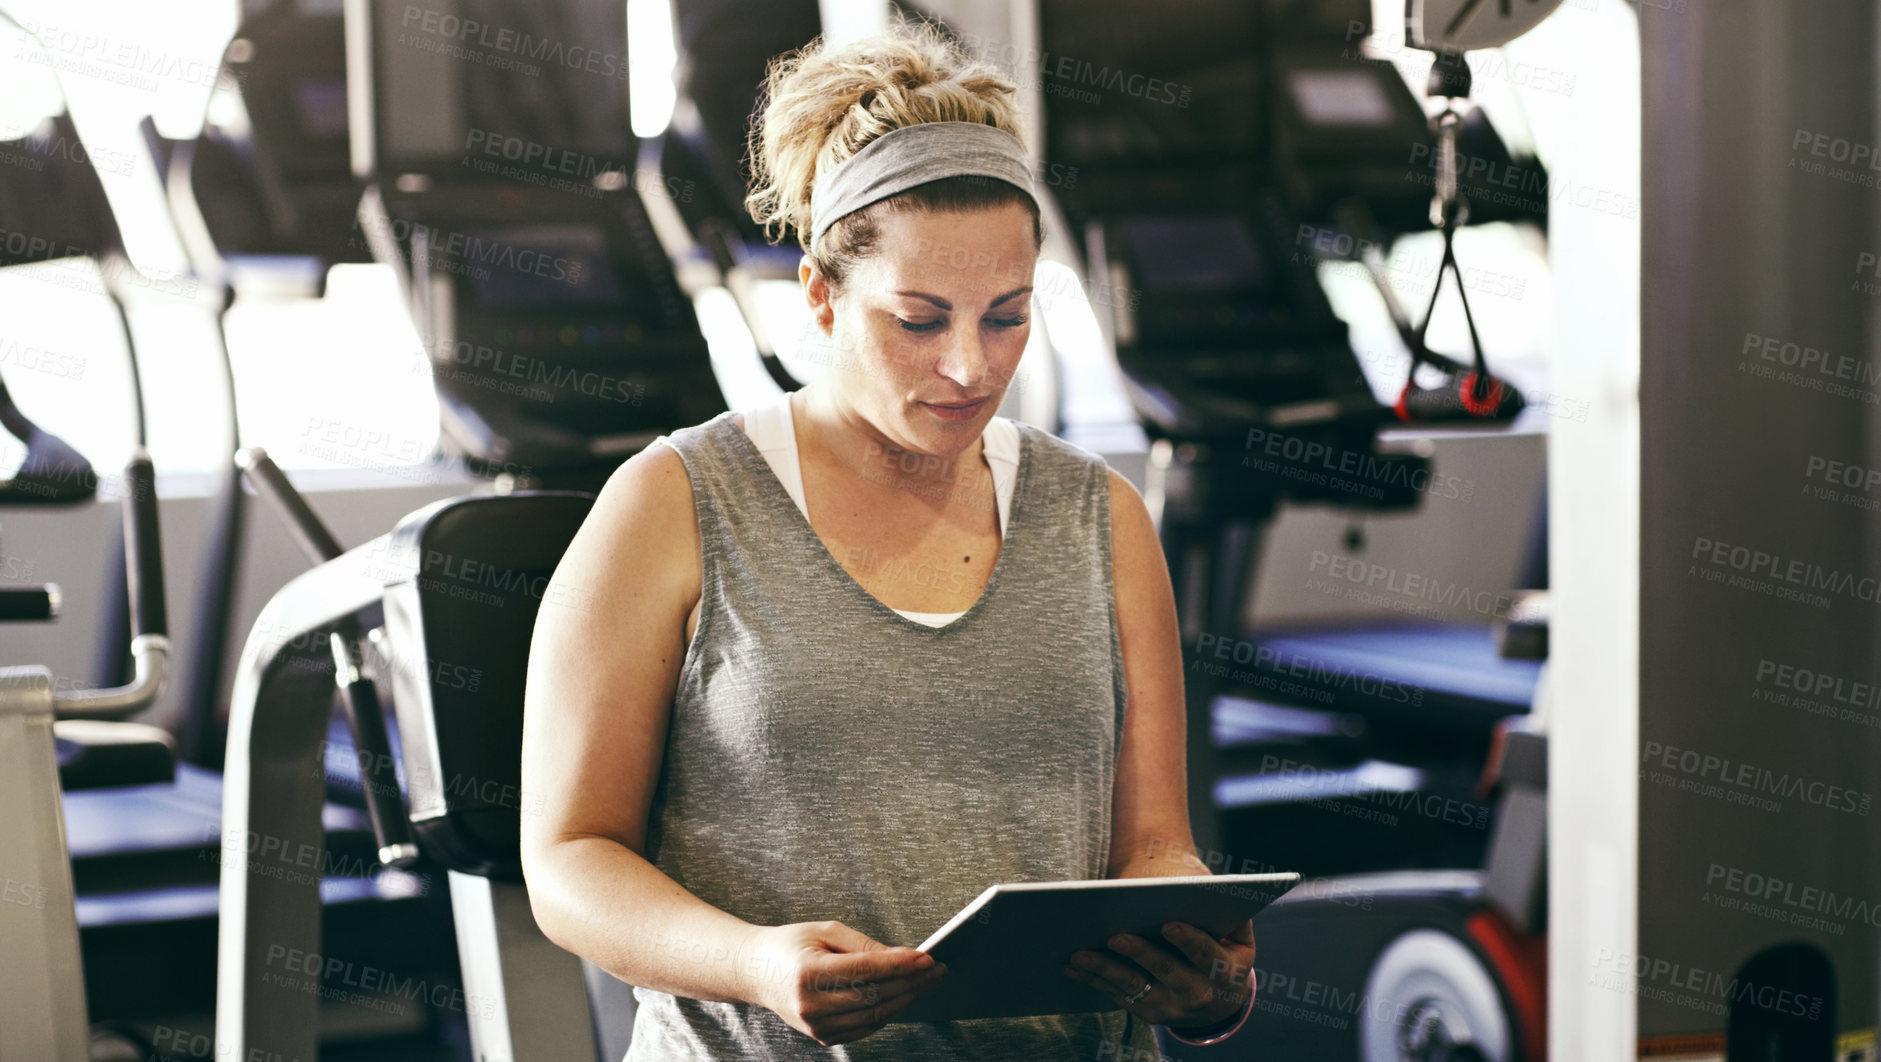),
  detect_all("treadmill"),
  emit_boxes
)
[1015,3,1553,1057]
[0,6,461,1055]
[212,2,731,1058]
[645,0,823,396]
[345,0,726,492]
[1031,0,1548,866]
